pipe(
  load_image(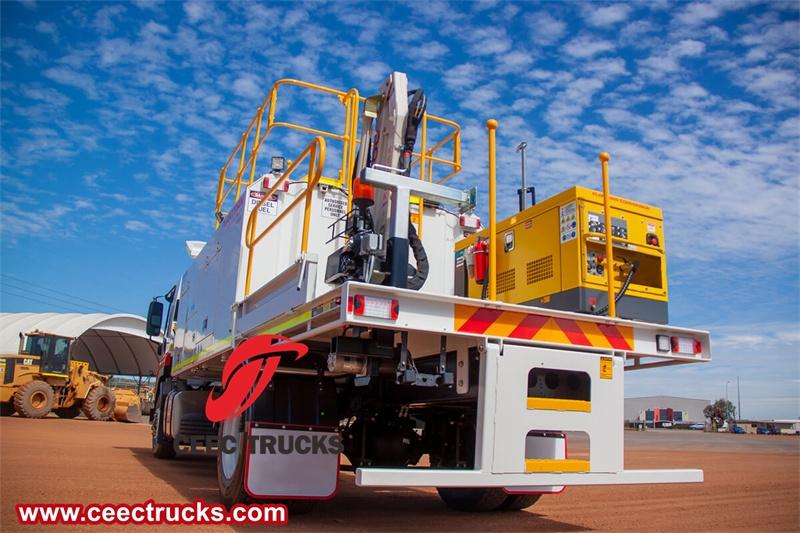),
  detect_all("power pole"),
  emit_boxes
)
[726,381,730,422]
[737,376,741,420]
